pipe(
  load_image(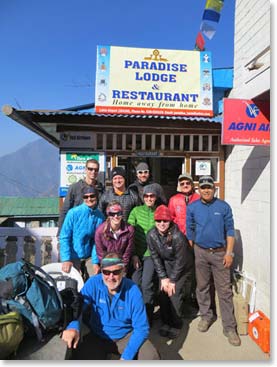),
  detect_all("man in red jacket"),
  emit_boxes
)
[168,173,200,235]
